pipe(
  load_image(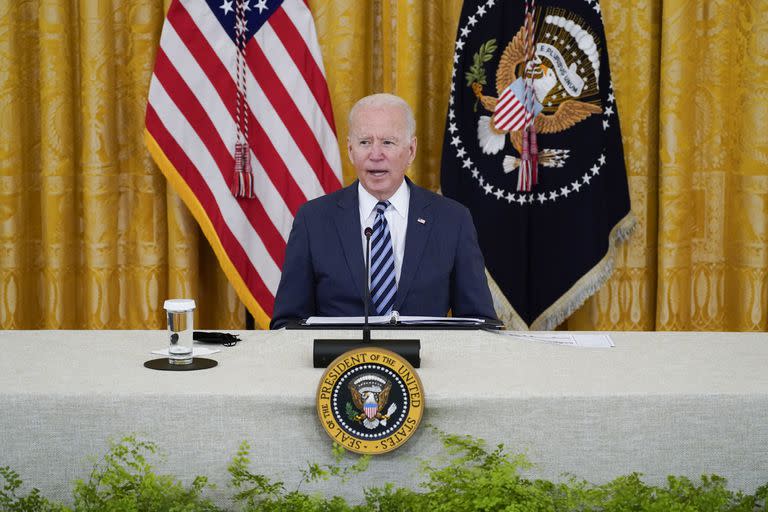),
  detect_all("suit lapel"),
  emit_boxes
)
[395,179,433,310]
[334,181,366,302]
